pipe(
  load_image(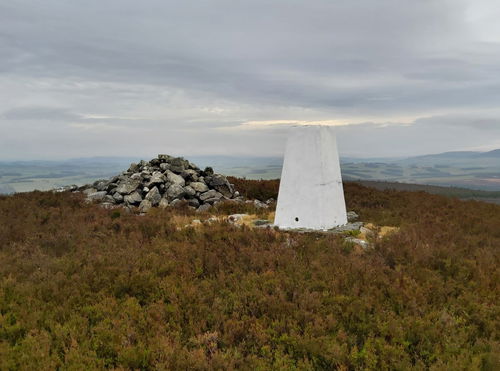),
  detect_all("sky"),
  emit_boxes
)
[1,0,500,160]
